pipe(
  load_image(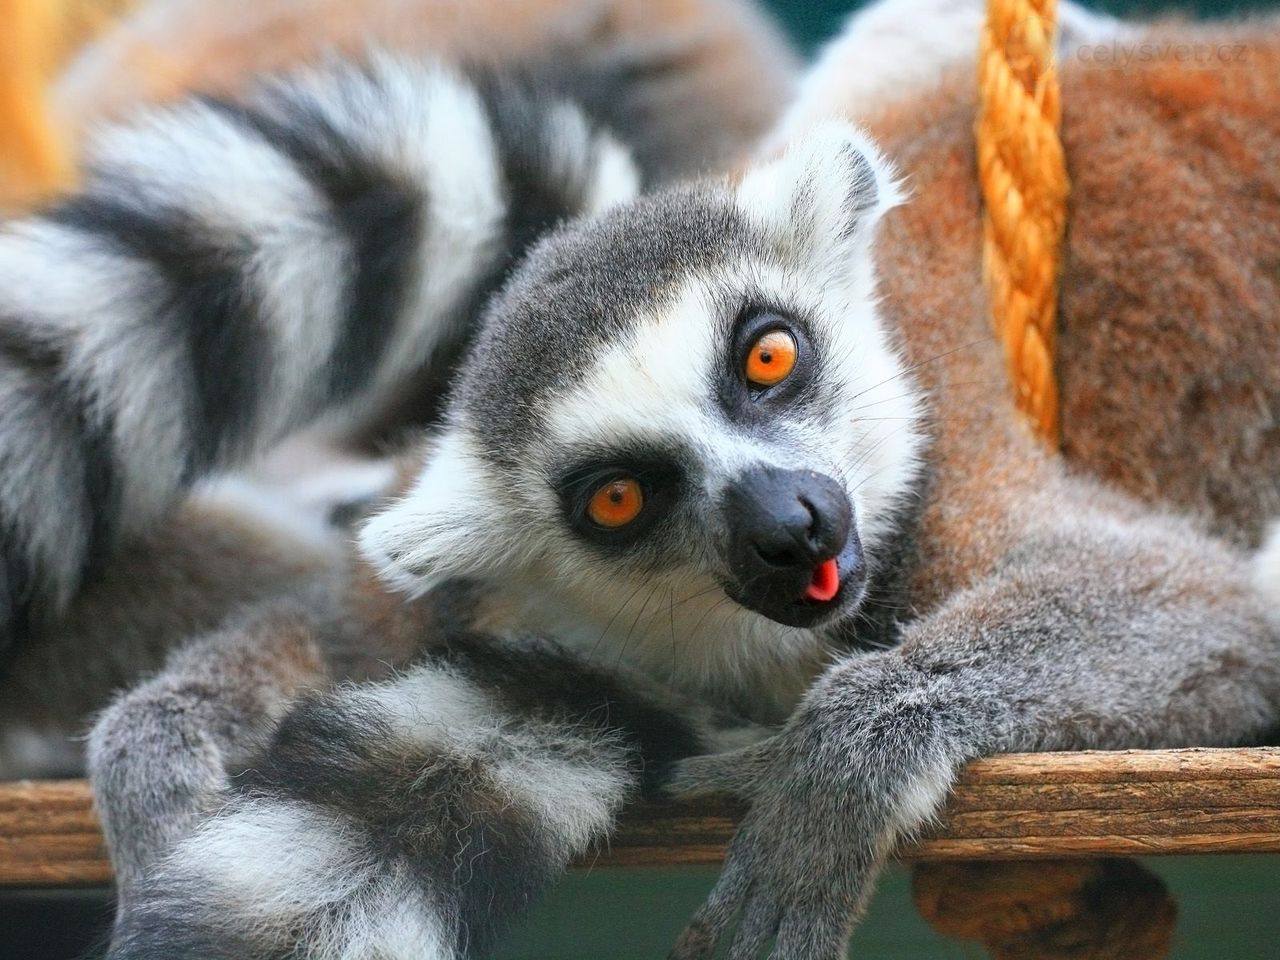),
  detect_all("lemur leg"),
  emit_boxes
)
[88,603,332,905]
[669,511,1280,960]
[105,633,708,960]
